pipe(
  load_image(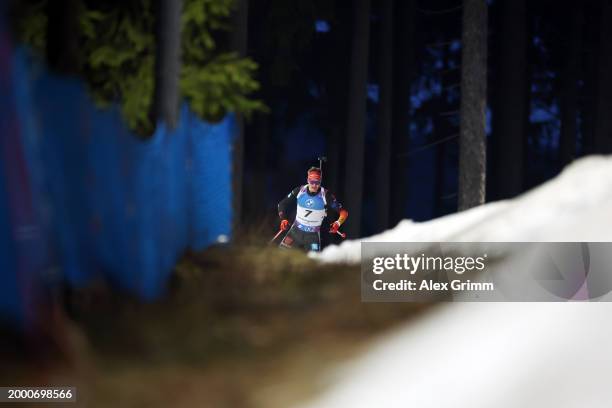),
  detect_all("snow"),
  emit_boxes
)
[298,303,612,408]
[311,155,612,264]
[299,156,612,408]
